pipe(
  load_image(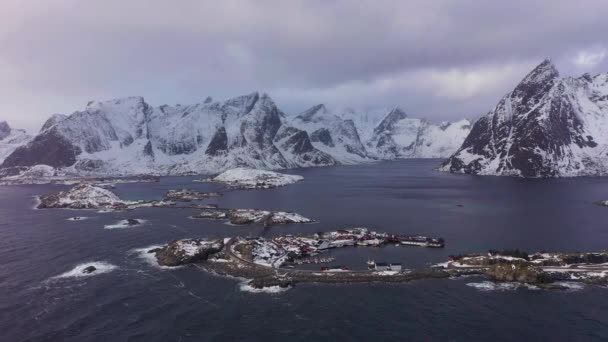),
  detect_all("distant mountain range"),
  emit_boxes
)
[0,94,471,177]
[441,59,608,177]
